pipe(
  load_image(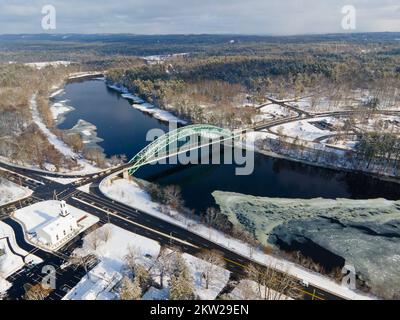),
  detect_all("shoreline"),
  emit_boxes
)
[254,146,400,186]
[48,75,400,186]
[106,81,188,125]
